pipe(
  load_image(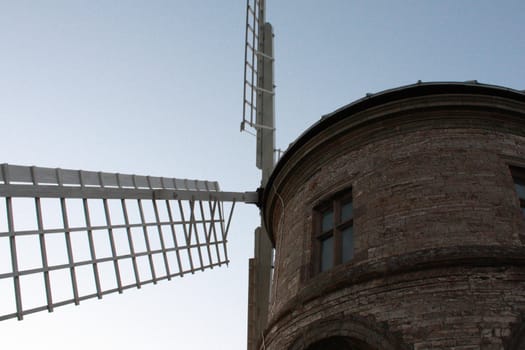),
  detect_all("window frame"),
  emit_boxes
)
[510,165,525,218]
[313,189,354,274]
